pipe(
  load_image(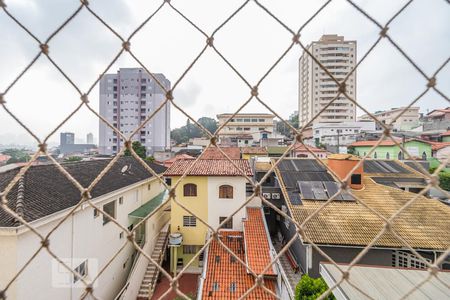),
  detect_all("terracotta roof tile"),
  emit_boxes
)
[201,147,241,159]
[163,154,194,167]
[164,159,253,176]
[201,231,276,299]
[241,147,268,155]
[440,131,450,137]
[243,208,276,276]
